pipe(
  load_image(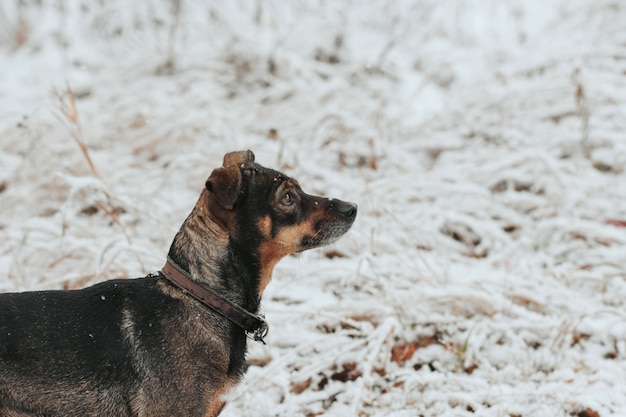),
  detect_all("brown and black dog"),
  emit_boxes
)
[0,150,357,417]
